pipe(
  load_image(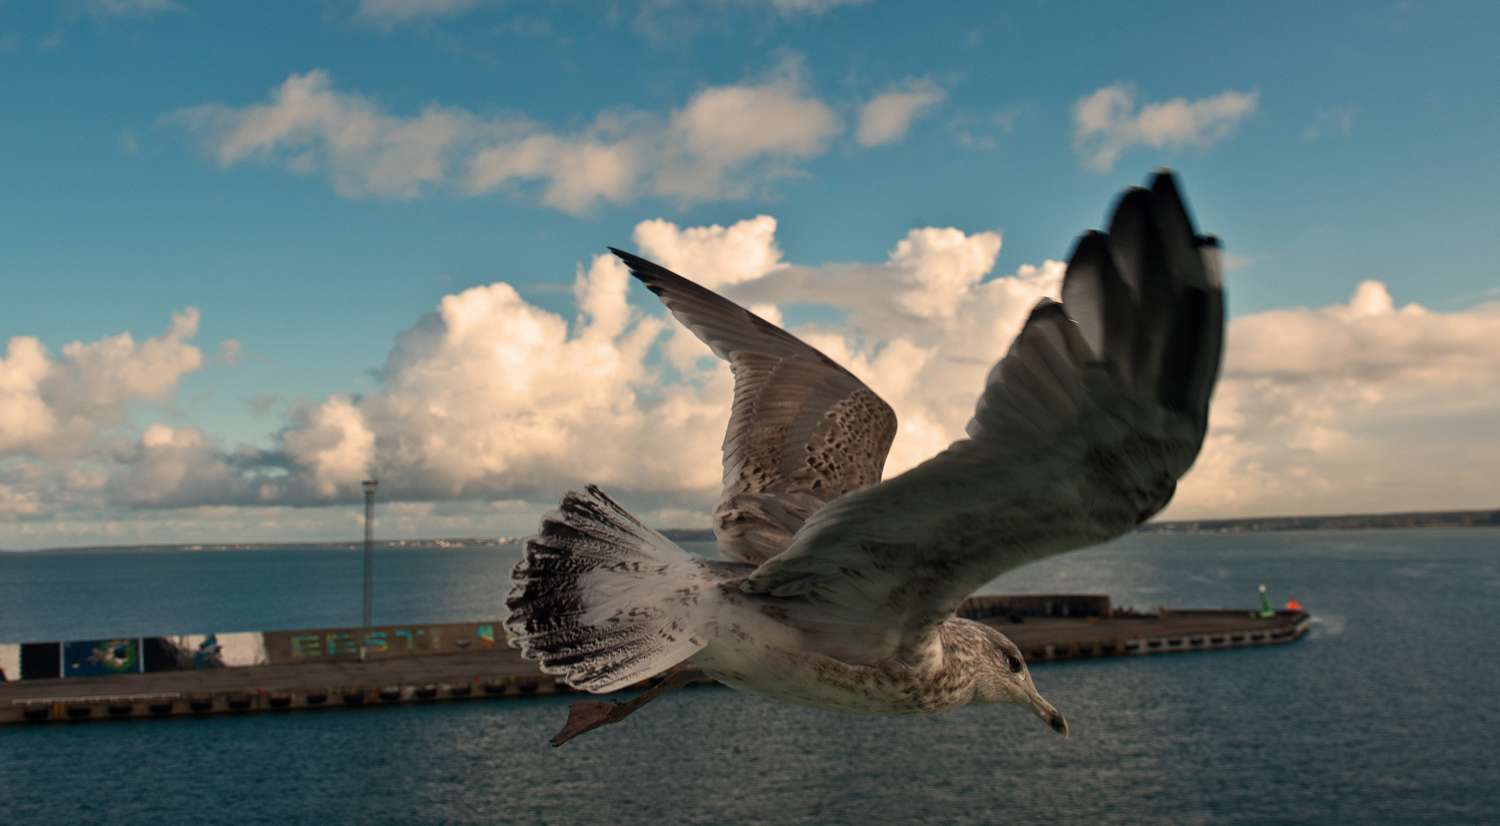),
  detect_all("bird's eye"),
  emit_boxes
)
[1006,654,1023,673]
